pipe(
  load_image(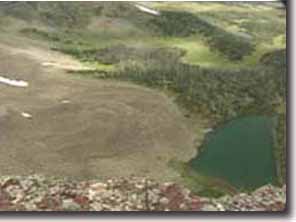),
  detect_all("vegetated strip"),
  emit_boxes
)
[149,10,255,61]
